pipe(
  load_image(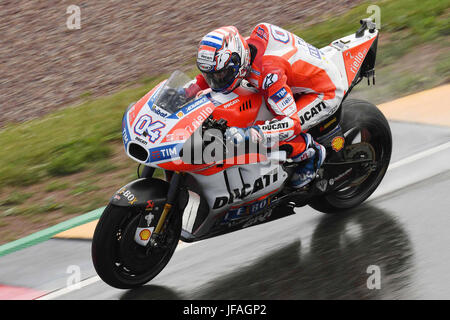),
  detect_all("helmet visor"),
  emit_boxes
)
[203,66,238,92]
